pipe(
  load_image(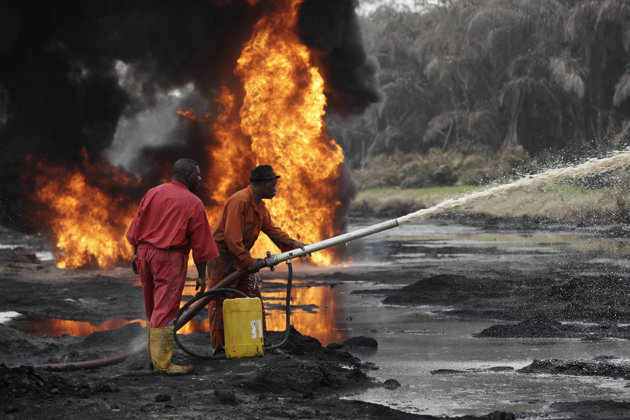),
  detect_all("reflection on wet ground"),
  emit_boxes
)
[11,316,146,337]
[8,278,344,343]
[267,218,630,418]
[341,291,630,418]
[304,221,630,418]
[348,217,630,268]
[7,217,630,418]
[7,314,213,337]
[262,279,345,345]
